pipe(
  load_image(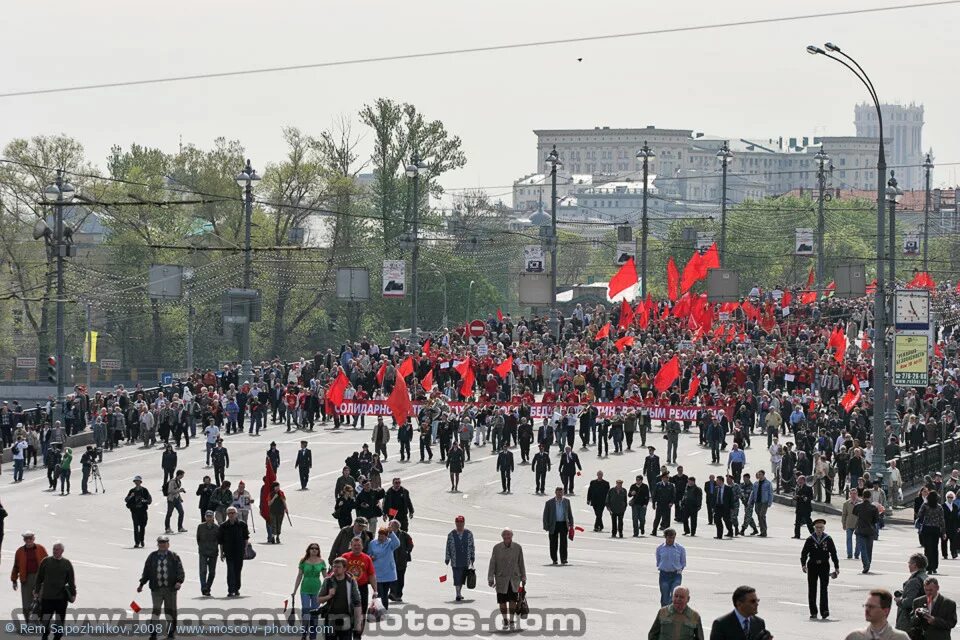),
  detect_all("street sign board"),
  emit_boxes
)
[15,357,37,369]
[99,359,121,370]
[893,334,929,387]
[160,372,173,385]
[469,320,486,337]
